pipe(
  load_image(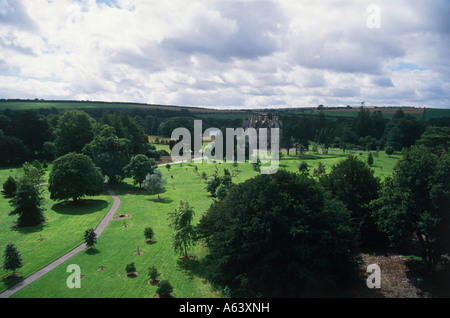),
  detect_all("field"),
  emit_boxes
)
[0,100,255,117]
[300,106,450,121]
[1,148,402,298]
